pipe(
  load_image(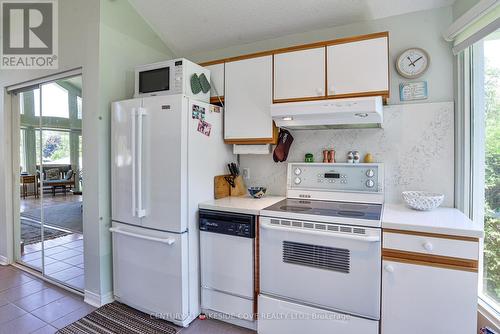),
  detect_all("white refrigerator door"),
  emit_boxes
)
[111,98,142,227]
[140,95,188,232]
[111,222,189,324]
